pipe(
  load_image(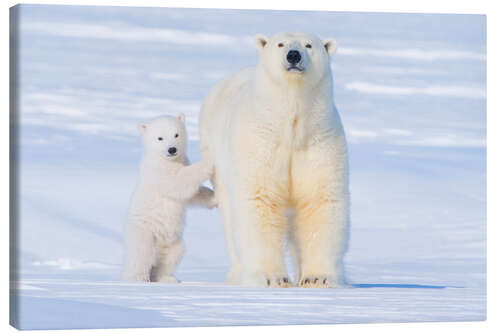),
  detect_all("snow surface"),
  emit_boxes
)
[11,4,486,329]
